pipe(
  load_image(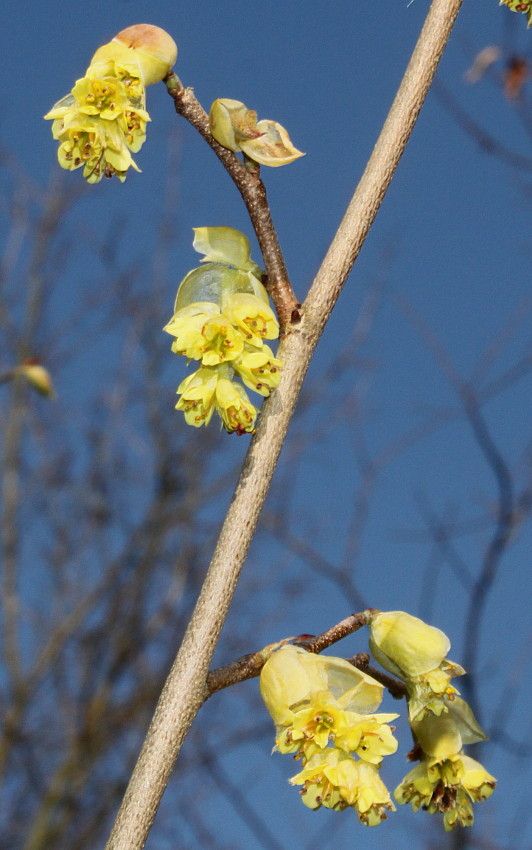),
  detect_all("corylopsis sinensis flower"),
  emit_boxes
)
[260,645,397,827]
[165,227,282,433]
[45,25,177,182]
